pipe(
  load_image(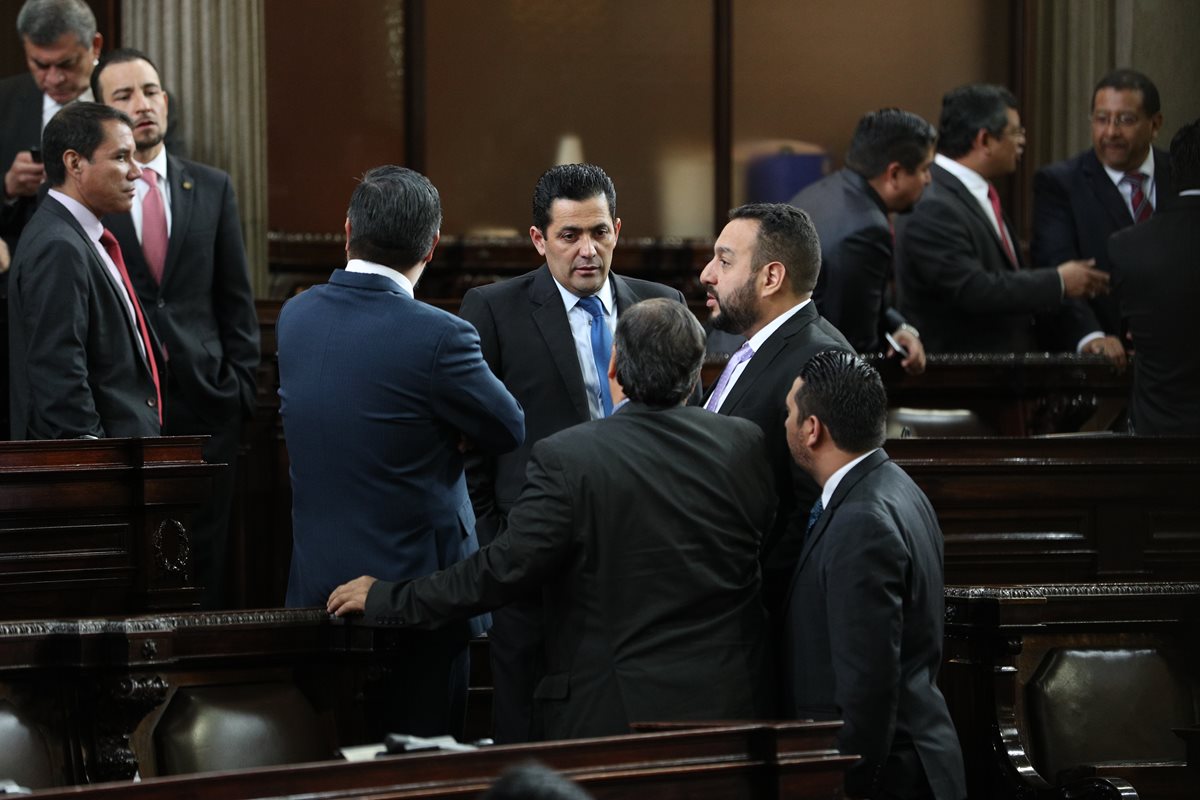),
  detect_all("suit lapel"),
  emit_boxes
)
[1081,151,1134,228]
[793,449,890,576]
[529,265,591,422]
[934,164,1018,267]
[717,305,814,415]
[46,198,153,375]
[161,154,192,289]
